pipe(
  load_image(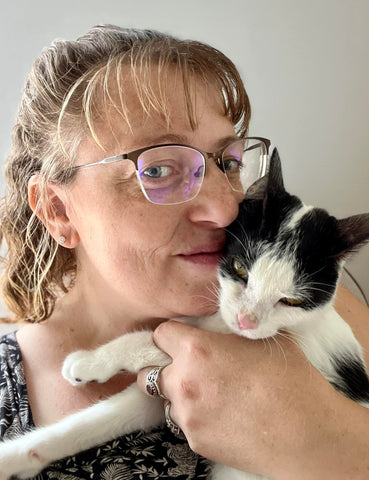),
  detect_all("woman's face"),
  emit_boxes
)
[62,78,243,322]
